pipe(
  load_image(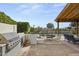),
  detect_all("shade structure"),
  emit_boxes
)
[55,3,79,22]
[55,3,79,36]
